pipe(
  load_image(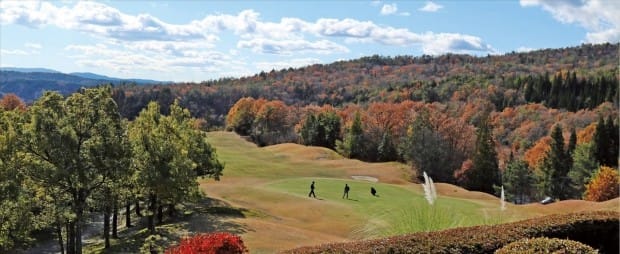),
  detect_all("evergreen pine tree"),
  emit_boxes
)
[503,158,534,204]
[337,111,364,159]
[377,130,397,162]
[464,114,500,194]
[538,124,571,200]
[591,116,609,166]
[605,115,618,167]
[568,143,599,199]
